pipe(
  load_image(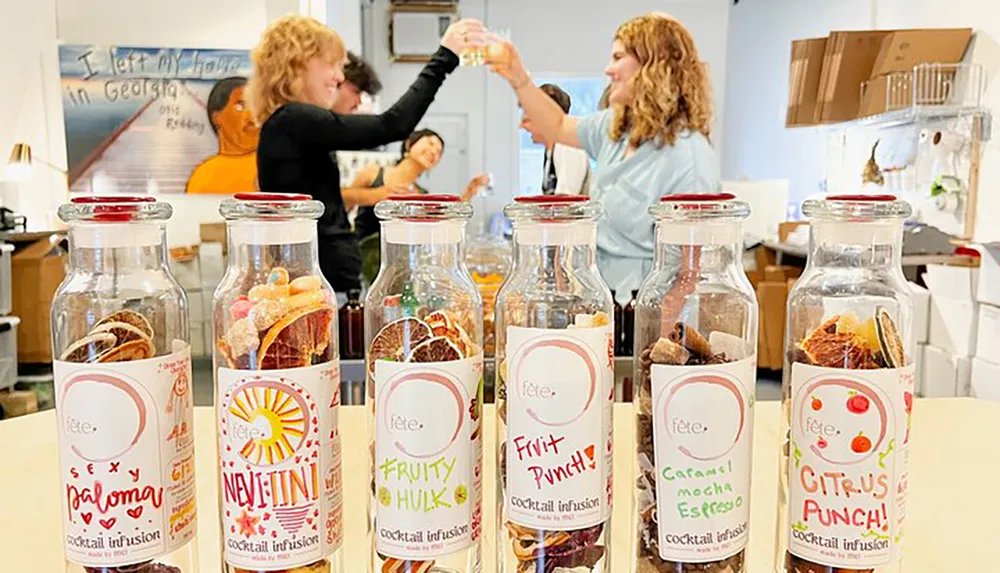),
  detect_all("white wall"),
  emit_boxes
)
[723,0,1000,240]
[369,0,730,225]
[722,0,875,209]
